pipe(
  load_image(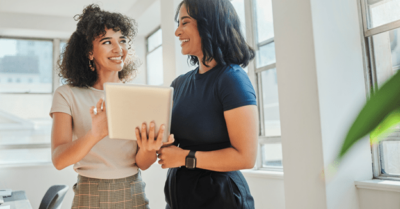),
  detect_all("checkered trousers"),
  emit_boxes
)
[71,172,149,209]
